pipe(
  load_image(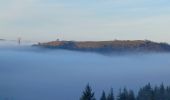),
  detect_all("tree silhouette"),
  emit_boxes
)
[117,88,135,100]
[107,88,114,100]
[128,90,135,100]
[80,83,170,100]
[80,84,96,100]
[137,83,154,100]
[100,91,107,100]
[117,88,128,100]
